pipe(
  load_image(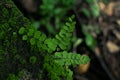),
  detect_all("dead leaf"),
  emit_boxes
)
[77,62,90,74]
[105,2,114,16]
[99,2,120,16]
[94,47,101,57]
[116,20,120,26]
[113,30,120,40]
[99,2,106,11]
[77,54,90,74]
[106,41,120,53]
